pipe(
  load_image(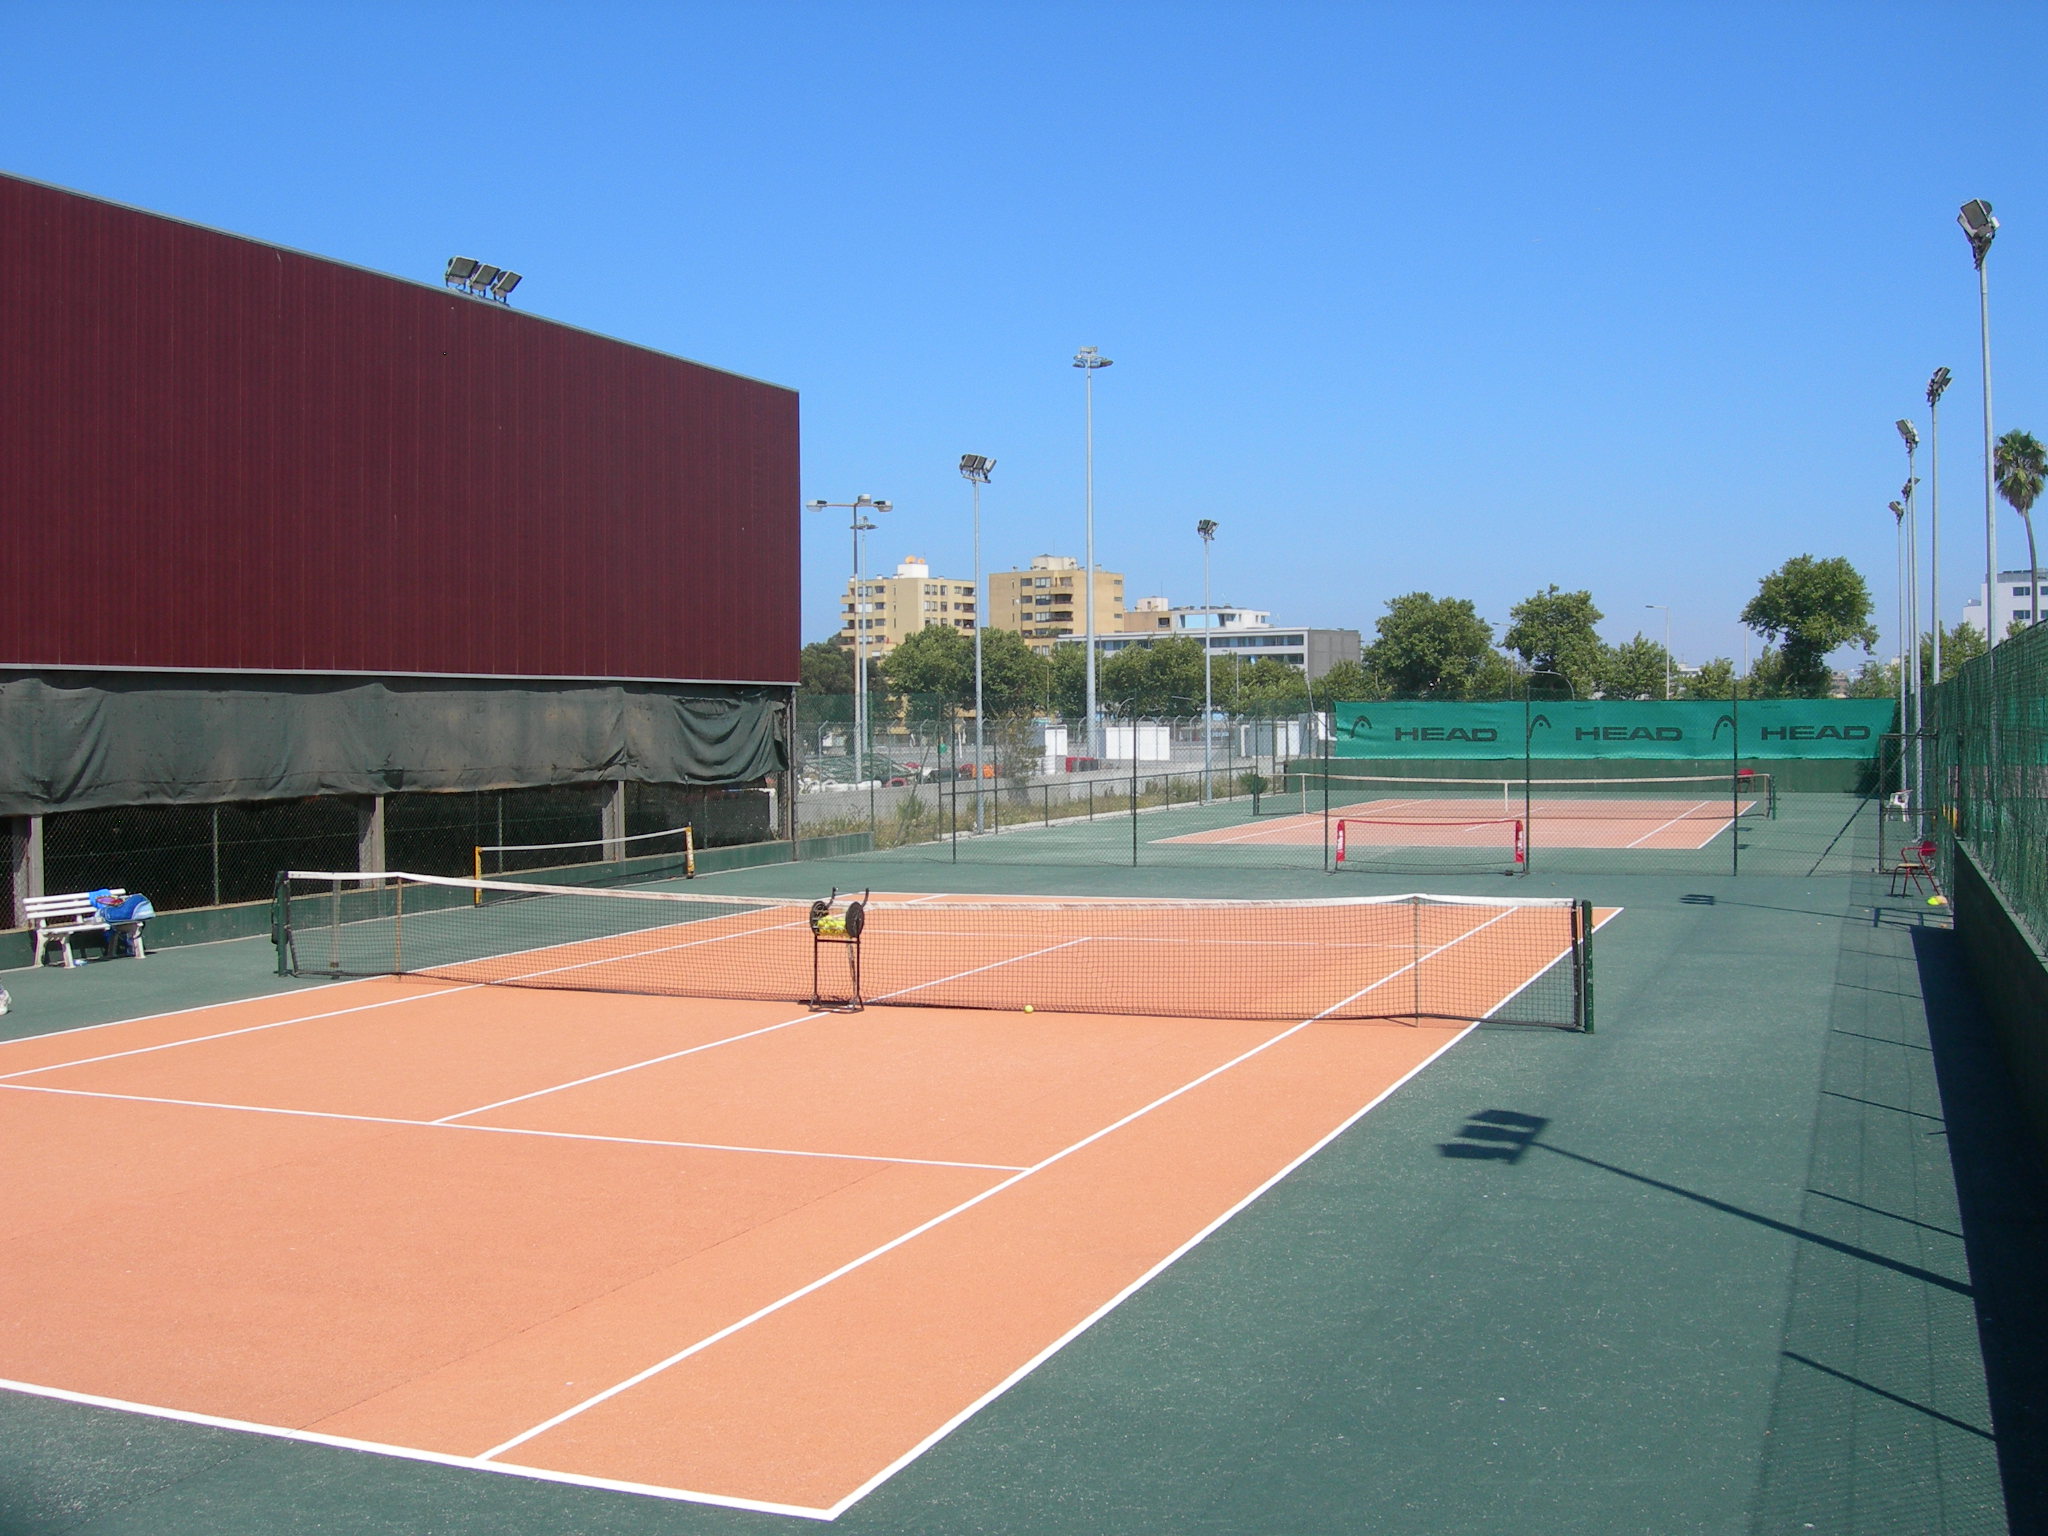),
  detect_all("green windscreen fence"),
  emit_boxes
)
[1930,622,2048,944]
[1332,700,1897,761]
